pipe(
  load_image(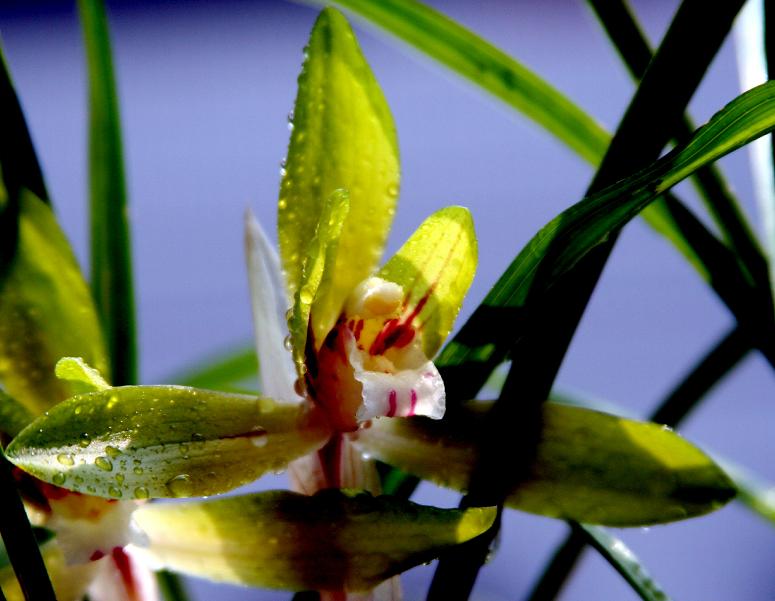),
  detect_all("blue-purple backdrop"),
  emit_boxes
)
[1,1,773,599]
